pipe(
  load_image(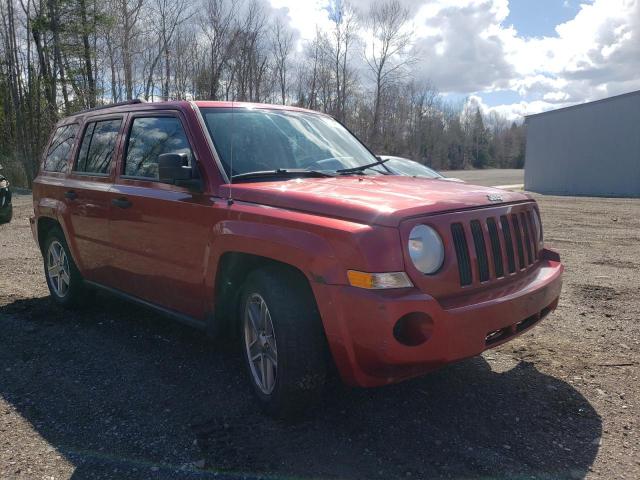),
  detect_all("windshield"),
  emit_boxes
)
[383,157,443,178]
[200,108,379,179]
